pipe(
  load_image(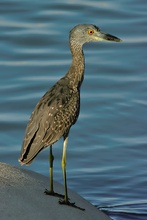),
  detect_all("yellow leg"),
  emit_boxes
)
[44,145,54,195]
[61,135,69,203]
[59,134,85,210]
[50,145,54,193]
